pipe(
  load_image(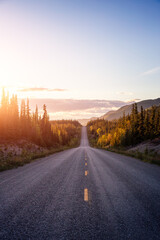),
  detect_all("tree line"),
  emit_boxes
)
[51,120,81,146]
[87,103,160,147]
[0,89,81,147]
